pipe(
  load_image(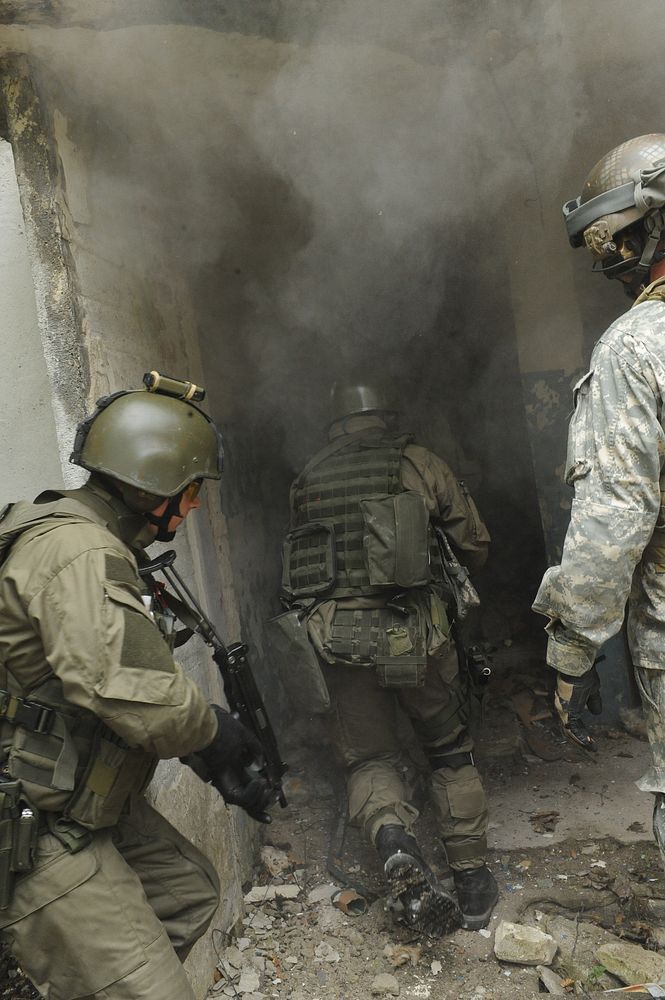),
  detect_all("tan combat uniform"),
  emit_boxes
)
[0,478,219,1000]
[287,414,491,870]
[533,279,665,796]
